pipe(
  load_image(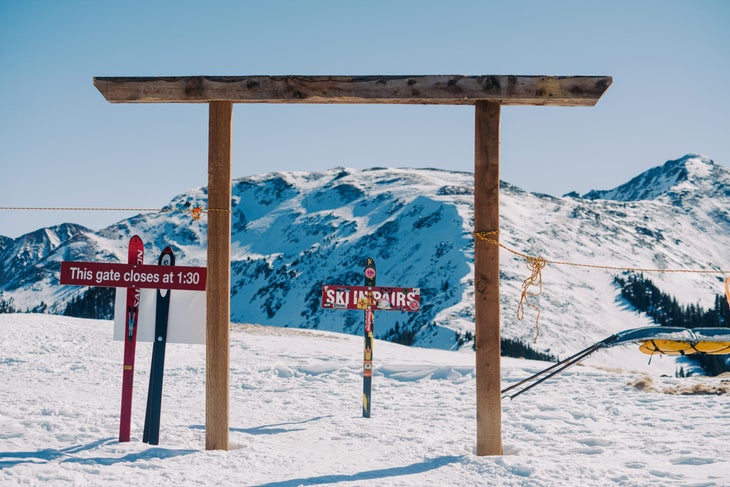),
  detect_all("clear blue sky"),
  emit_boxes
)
[1,0,728,238]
